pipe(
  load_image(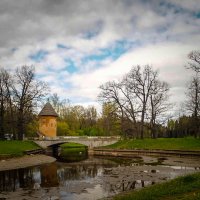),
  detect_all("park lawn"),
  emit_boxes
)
[105,138,200,151]
[0,140,41,157]
[113,172,200,200]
